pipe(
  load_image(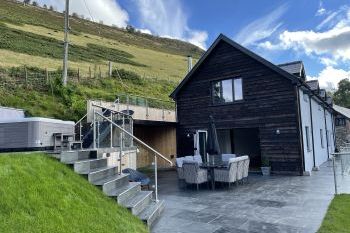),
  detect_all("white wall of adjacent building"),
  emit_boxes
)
[298,88,335,174]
